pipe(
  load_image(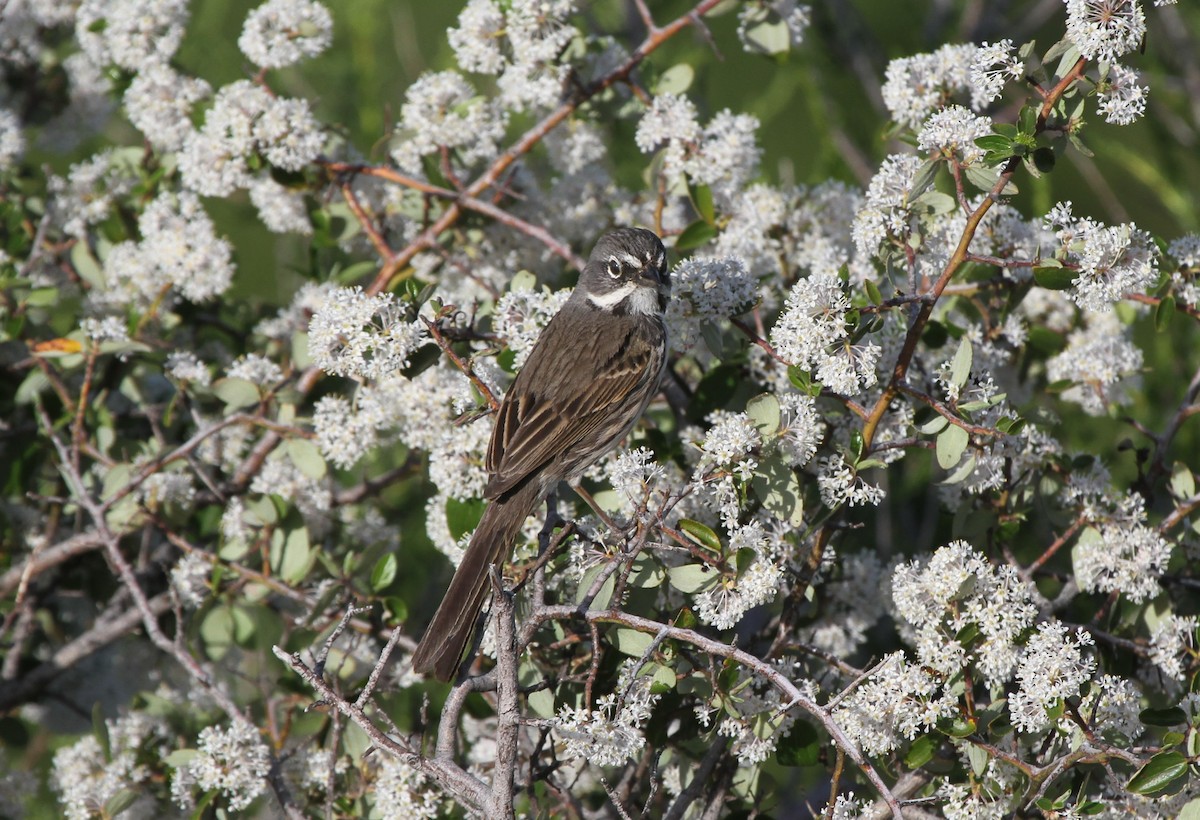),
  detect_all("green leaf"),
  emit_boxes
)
[1033,265,1076,290]
[740,8,792,55]
[678,519,721,553]
[212,377,261,410]
[775,721,820,767]
[938,716,976,738]
[104,788,141,817]
[943,453,978,485]
[746,393,780,435]
[1178,798,1200,820]
[1127,750,1187,795]
[675,219,718,251]
[654,63,695,96]
[751,455,804,526]
[612,628,653,657]
[904,734,937,768]
[967,742,989,776]
[689,182,715,225]
[949,336,972,388]
[1156,296,1175,332]
[667,563,718,594]
[165,749,198,768]
[527,688,555,718]
[917,414,949,435]
[974,134,1014,153]
[909,158,940,198]
[370,553,398,593]
[1139,706,1187,727]
[1169,462,1195,501]
[93,702,111,762]
[273,527,312,584]
[446,497,486,540]
[510,270,537,292]
[864,279,883,305]
[937,425,969,470]
[286,437,327,480]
